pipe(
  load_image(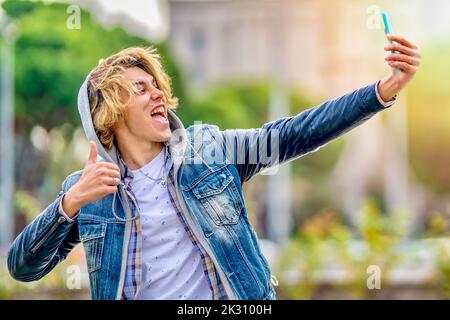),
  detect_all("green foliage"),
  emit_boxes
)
[2,0,37,18]
[179,80,271,129]
[14,190,42,222]
[435,241,450,299]
[359,199,408,253]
